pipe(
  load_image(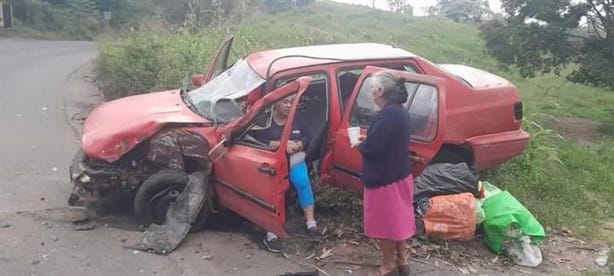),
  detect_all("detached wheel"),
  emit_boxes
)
[134,169,190,226]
